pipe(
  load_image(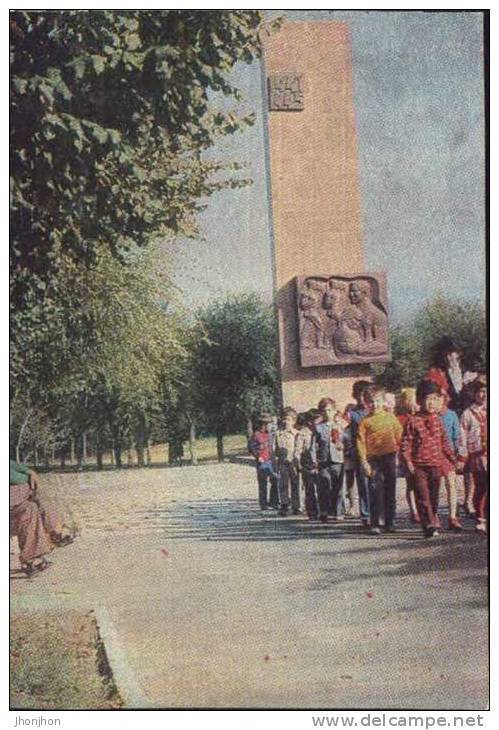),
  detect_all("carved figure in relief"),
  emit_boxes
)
[322,280,347,347]
[299,280,327,349]
[333,281,388,356]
